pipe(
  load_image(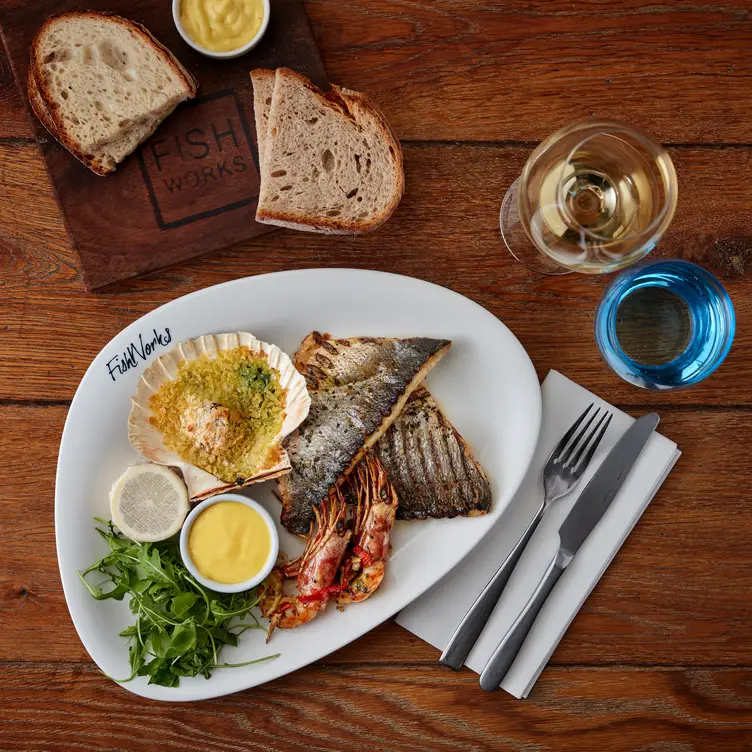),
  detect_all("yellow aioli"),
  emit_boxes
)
[188,501,271,584]
[180,0,265,53]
